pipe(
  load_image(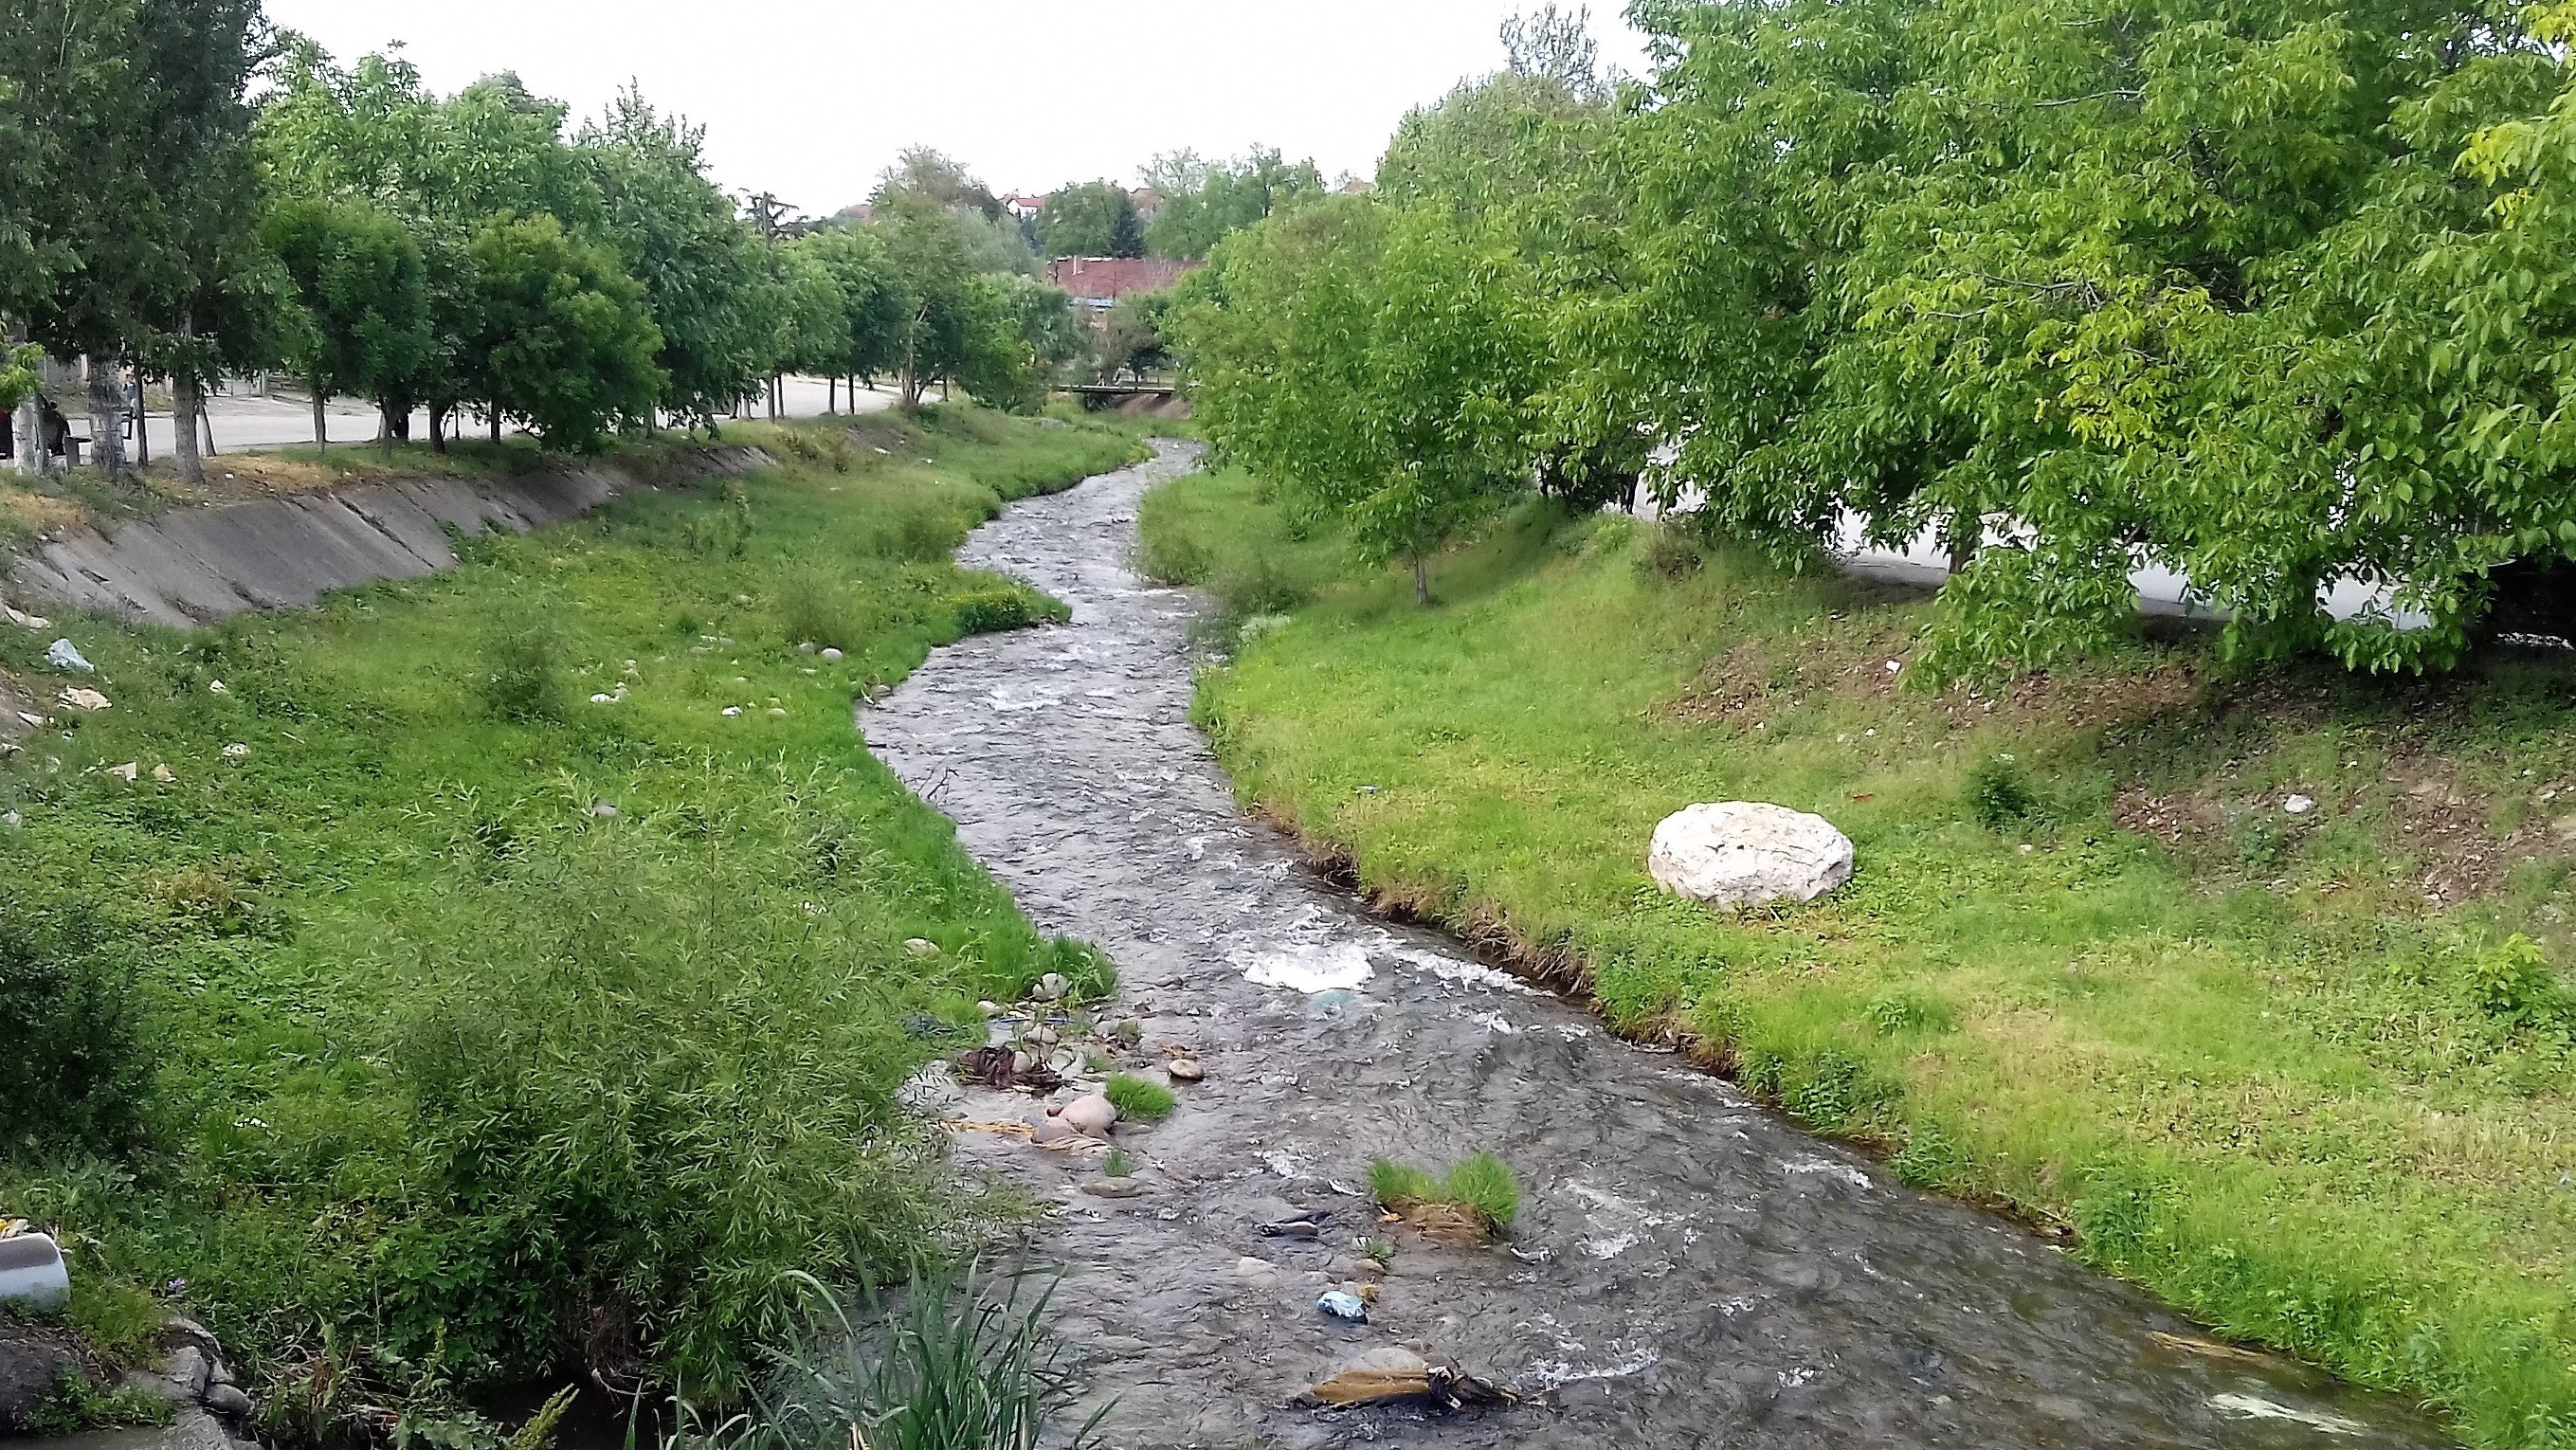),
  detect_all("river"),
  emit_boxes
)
[861,440,2451,1448]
